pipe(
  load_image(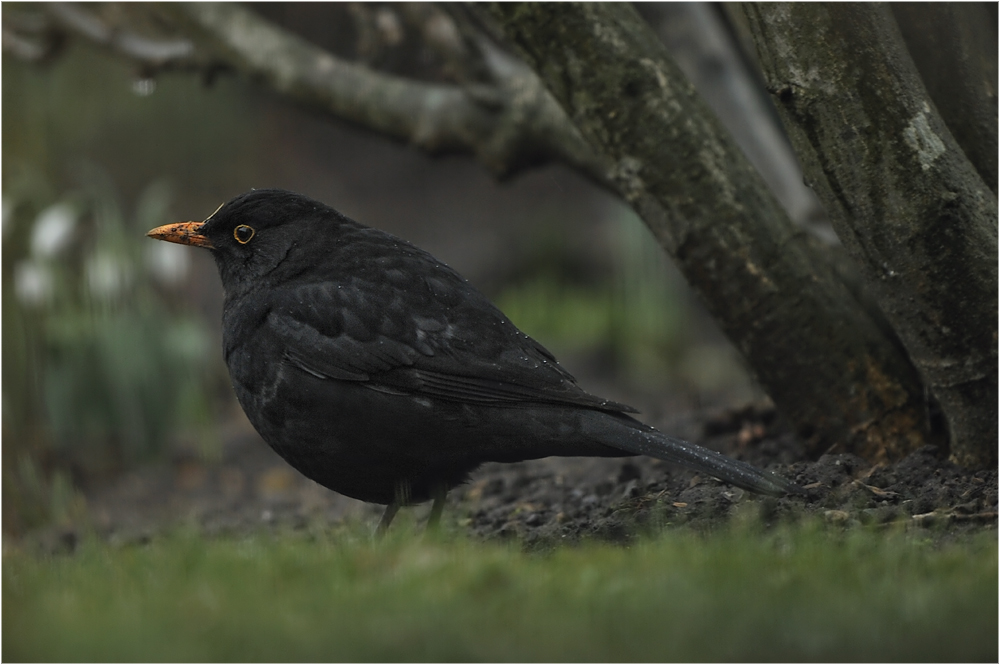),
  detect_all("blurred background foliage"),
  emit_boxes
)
[3,171,221,531]
[2,5,759,535]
